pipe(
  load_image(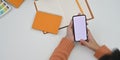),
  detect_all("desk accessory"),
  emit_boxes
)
[0,0,12,18]
[6,0,24,8]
